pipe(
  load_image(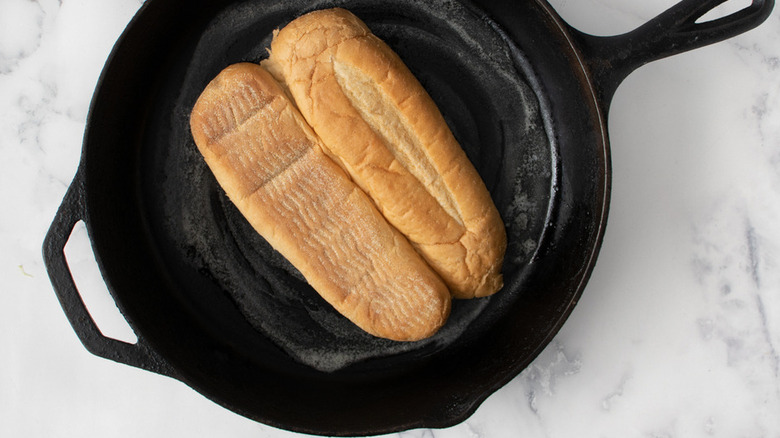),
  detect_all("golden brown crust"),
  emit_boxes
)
[263,8,506,298]
[190,63,450,341]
